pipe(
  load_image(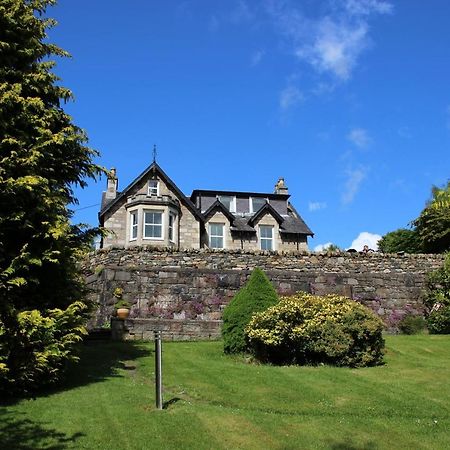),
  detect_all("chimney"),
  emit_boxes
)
[274,177,288,195]
[105,168,118,200]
